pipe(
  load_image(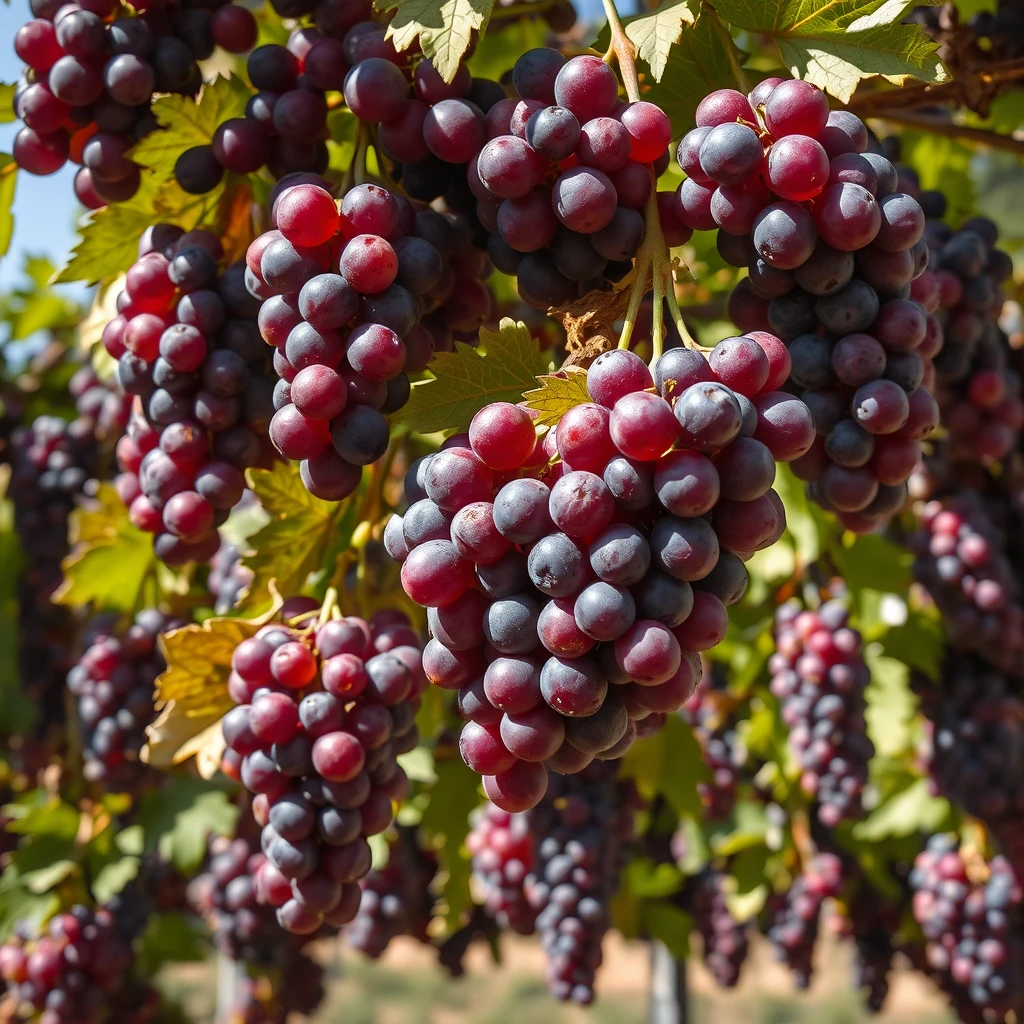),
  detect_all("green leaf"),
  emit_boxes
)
[880,603,943,680]
[620,715,706,817]
[864,650,917,758]
[0,477,33,734]
[640,901,692,959]
[241,461,342,609]
[829,530,912,596]
[522,366,591,429]
[730,844,770,895]
[53,483,156,613]
[625,857,684,898]
[0,84,16,124]
[711,0,947,102]
[0,157,16,258]
[418,754,480,931]
[0,874,59,943]
[774,463,827,567]
[91,856,141,903]
[852,778,952,841]
[394,318,550,435]
[712,801,771,856]
[466,15,547,82]
[624,0,697,82]
[397,746,437,784]
[5,798,80,842]
[378,0,495,83]
[137,780,239,875]
[137,912,208,976]
[641,14,743,138]
[130,76,250,182]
